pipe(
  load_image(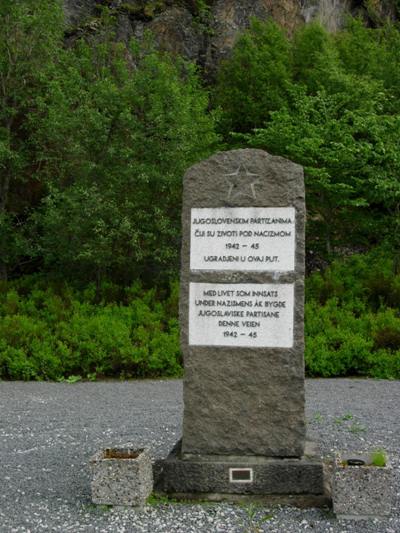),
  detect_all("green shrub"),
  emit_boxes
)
[0,278,182,381]
[33,36,218,287]
[214,18,291,135]
[365,349,400,380]
[306,247,400,308]
[371,309,400,351]
[305,248,400,379]
[0,2,219,285]
[305,299,373,377]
